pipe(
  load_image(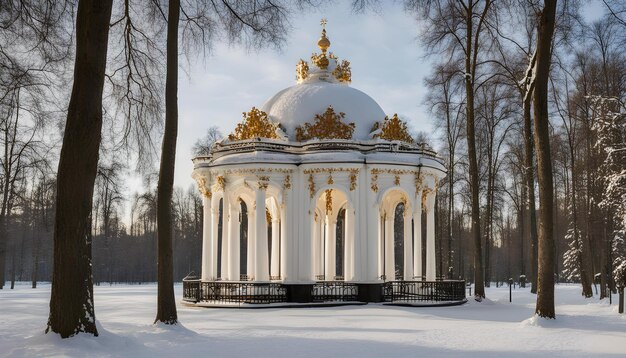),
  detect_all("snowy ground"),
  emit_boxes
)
[1,283,625,357]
